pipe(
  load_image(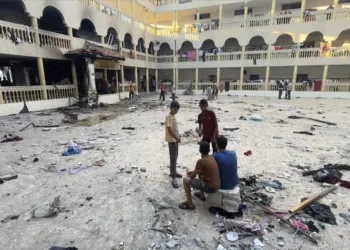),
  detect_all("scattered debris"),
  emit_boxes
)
[48,247,78,250]
[33,157,39,162]
[277,236,285,246]
[122,127,136,130]
[276,119,288,124]
[1,215,20,224]
[223,127,239,132]
[303,201,337,225]
[263,180,282,190]
[226,232,238,242]
[250,114,263,122]
[288,115,337,126]
[339,212,350,223]
[0,175,18,185]
[166,239,178,249]
[140,167,147,172]
[244,150,252,156]
[94,160,106,167]
[293,131,314,136]
[1,134,23,143]
[70,163,88,174]
[239,116,247,120]
[32,196,62,219]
